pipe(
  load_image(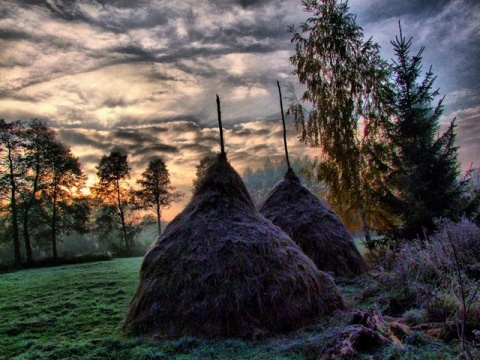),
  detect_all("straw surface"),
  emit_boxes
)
[124,154,344,339]
[257,169,369,277]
